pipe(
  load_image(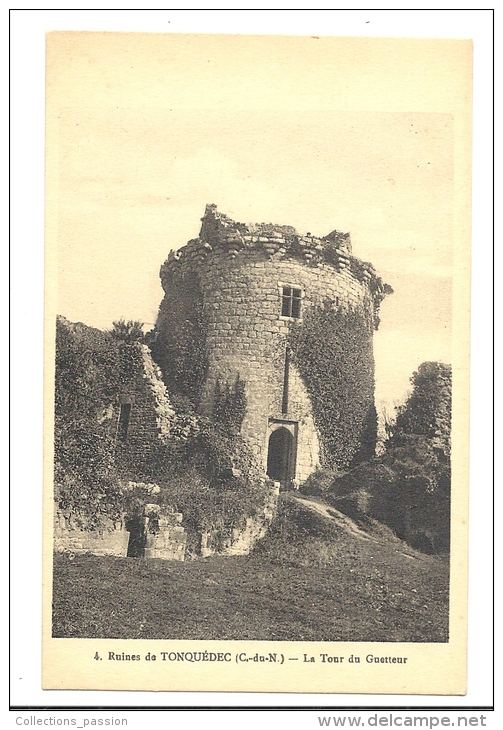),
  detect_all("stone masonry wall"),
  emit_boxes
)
[199,251,372,476]
[54,508,187,561]
[142,503,187,561]
[54,511,130,557]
